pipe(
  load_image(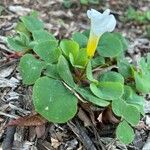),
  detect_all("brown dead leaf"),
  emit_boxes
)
[135,121,149,130]
[51,137,61,149]
[97,112,103,123]
[97,107,119,124]
[6,113,47,127]
[77,108,92,127]
[35,125,46,138]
